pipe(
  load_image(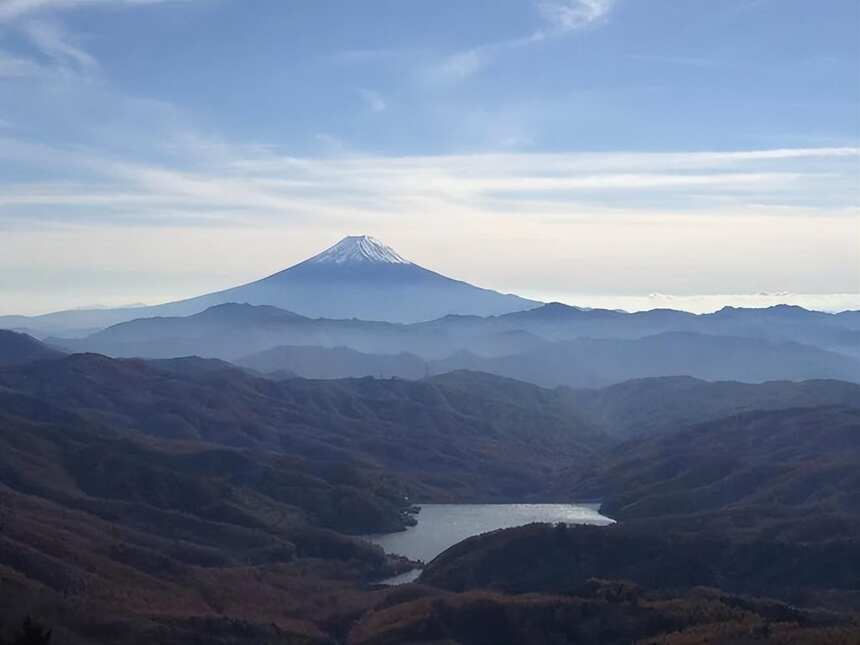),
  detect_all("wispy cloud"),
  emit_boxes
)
[428,0,616,83]
[21,20,98,74]
[0,0,194,22]
[0,0,149,80]
[428,49,490,83]
[0,135,856,231]
[0,0,76,22]
[537,0,614,32]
